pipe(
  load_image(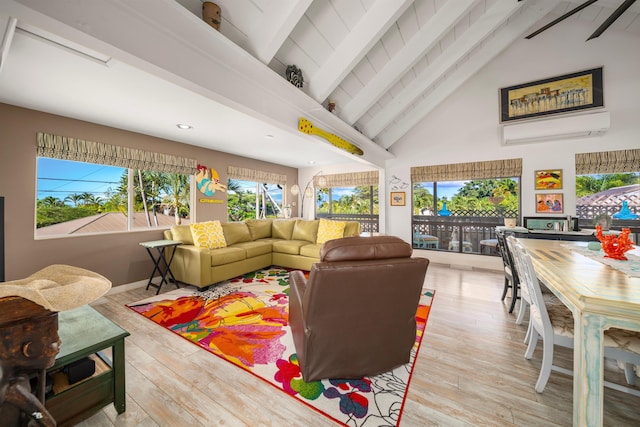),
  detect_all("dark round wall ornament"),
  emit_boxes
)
[286,65,304,88]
